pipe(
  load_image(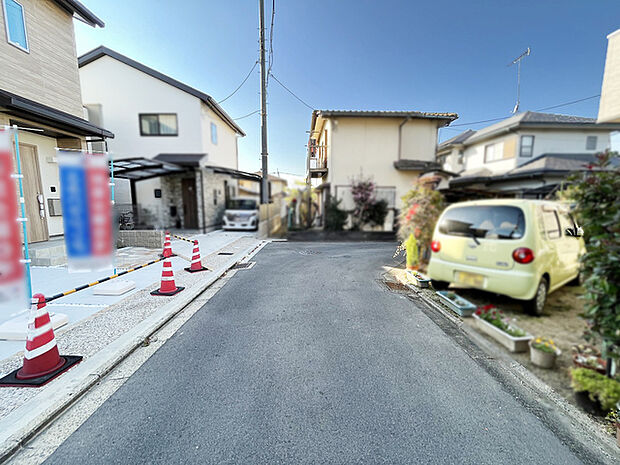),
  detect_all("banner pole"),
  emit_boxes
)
[12,125,32,303]
[107,142,116,276]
